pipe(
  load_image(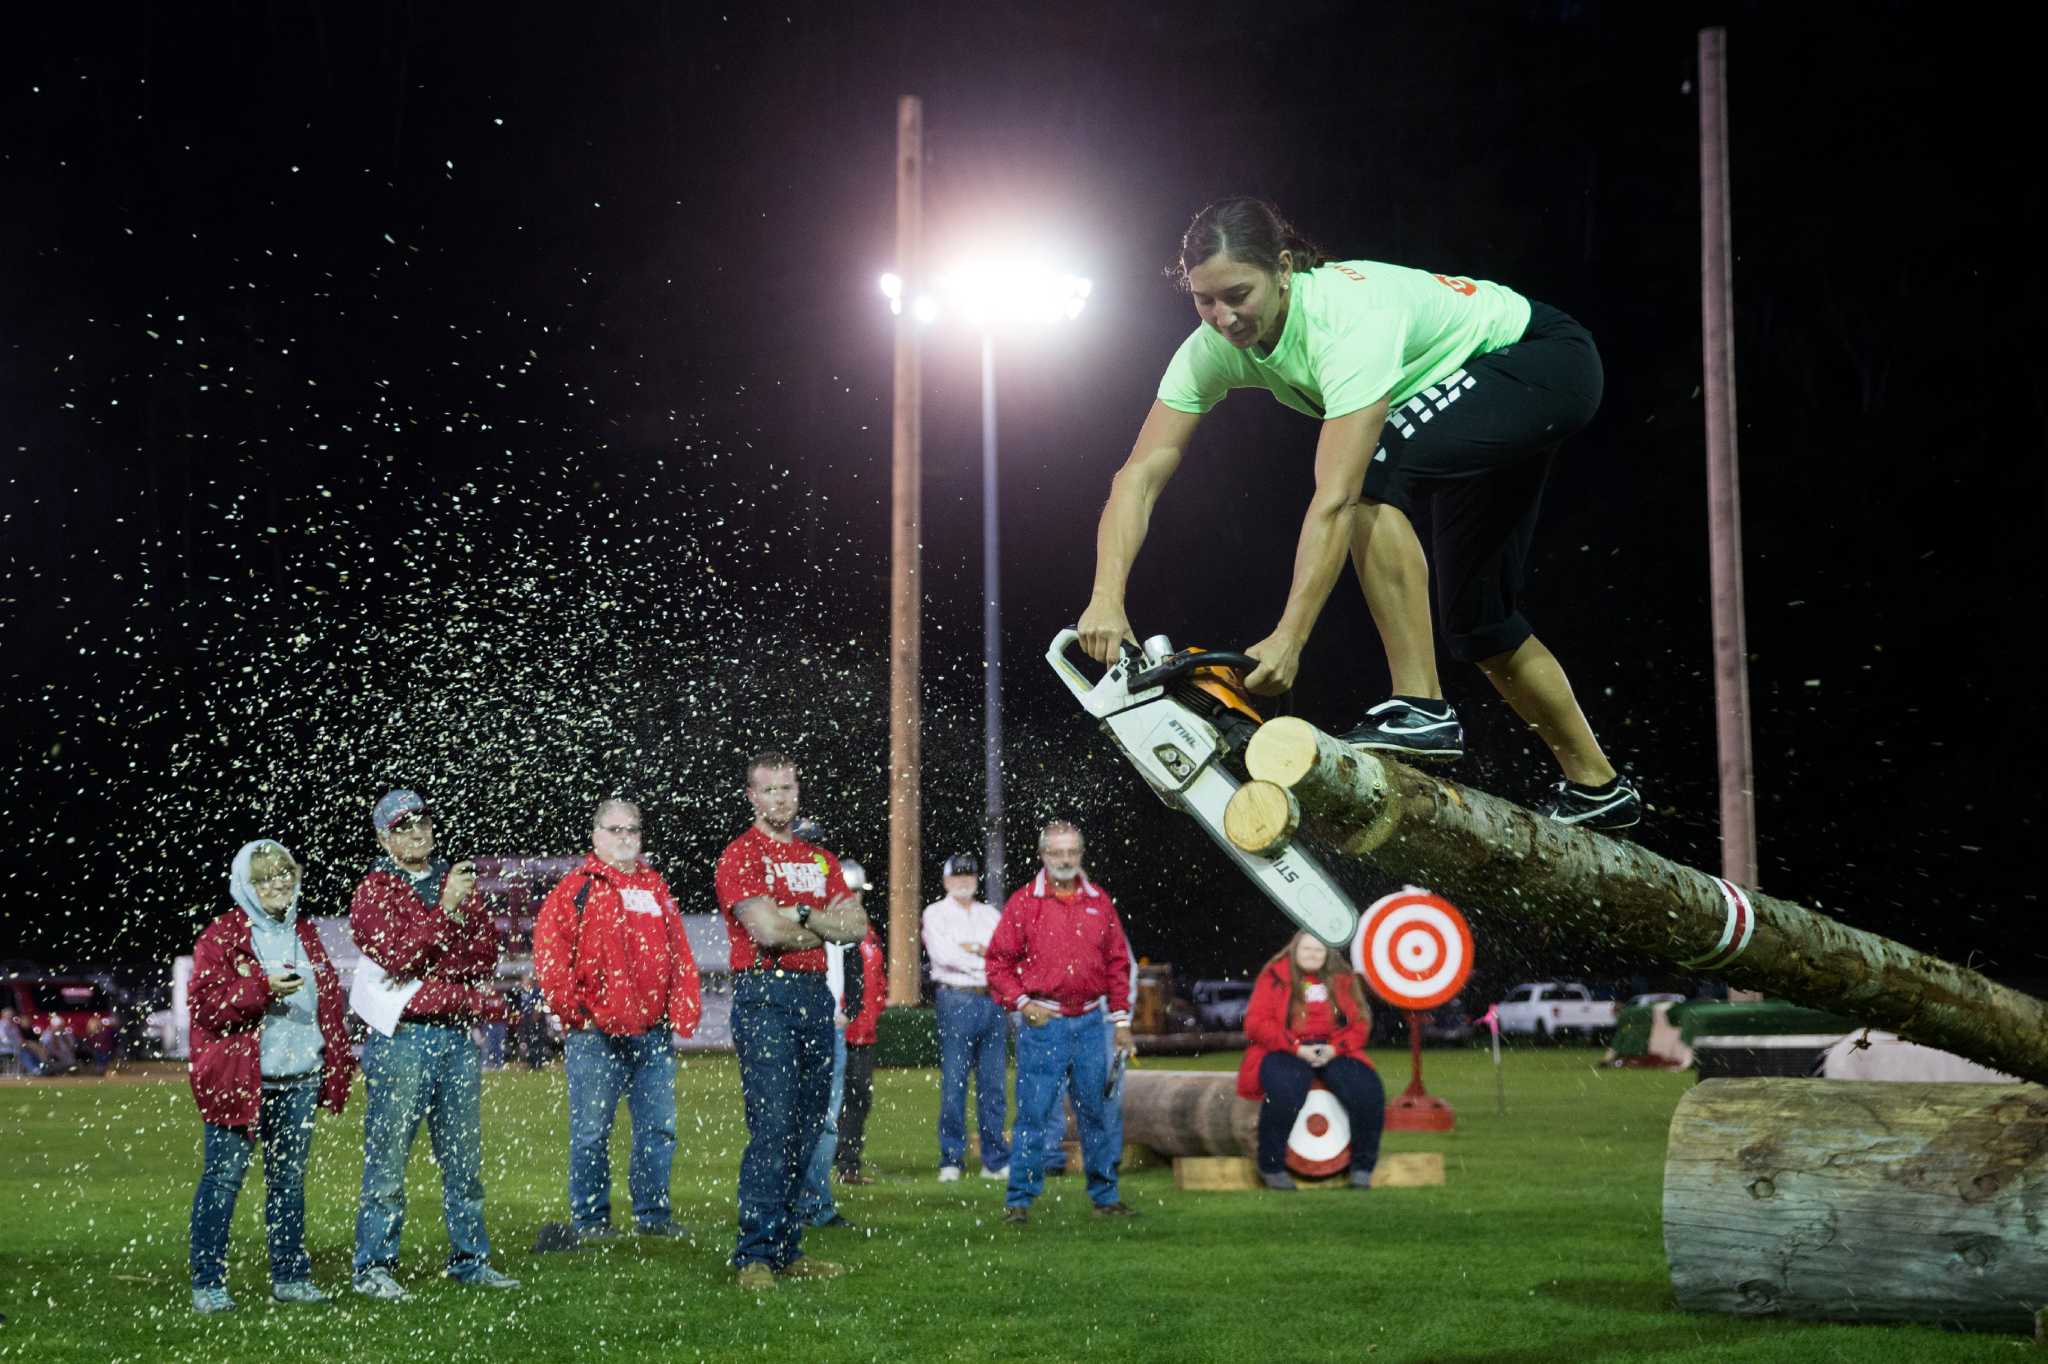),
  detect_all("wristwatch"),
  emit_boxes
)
[796,905,812,929]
